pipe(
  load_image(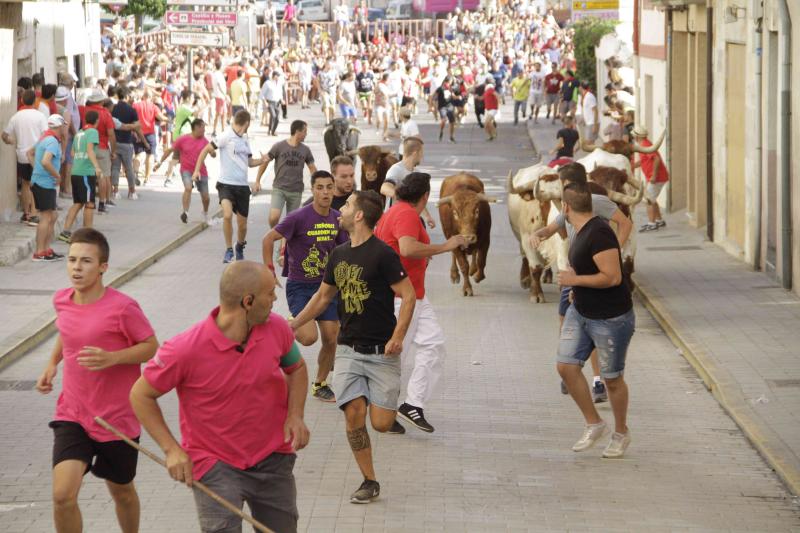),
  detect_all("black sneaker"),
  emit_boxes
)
[180,212,188,224]
[350,479,380,504]
[311,382,335,402]
[592,381,608,403]
[397,403,434,433]
[25,215,40,227]
[98,204,108,214]
[438,129,443,141]
[387,420,405,434]
[235,240,247,261]
[57,231,72,243]
[655,219,667,228]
